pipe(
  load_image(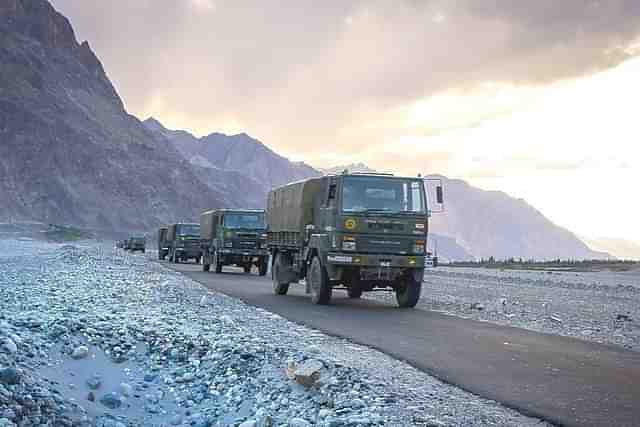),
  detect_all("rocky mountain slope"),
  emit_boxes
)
[427,176,607,260]
[144,118,319,207]
[0,0,225,231]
